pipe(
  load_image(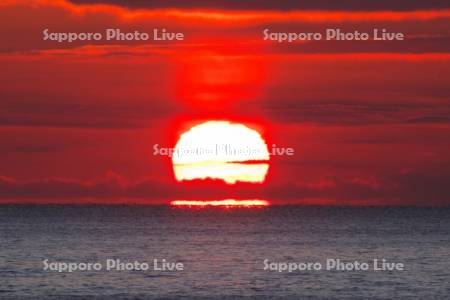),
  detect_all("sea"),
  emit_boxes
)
[0,205,449,299]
